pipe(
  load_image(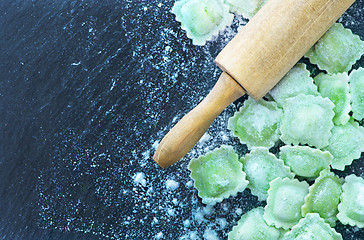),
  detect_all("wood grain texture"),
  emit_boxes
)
[216,0,356,99]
